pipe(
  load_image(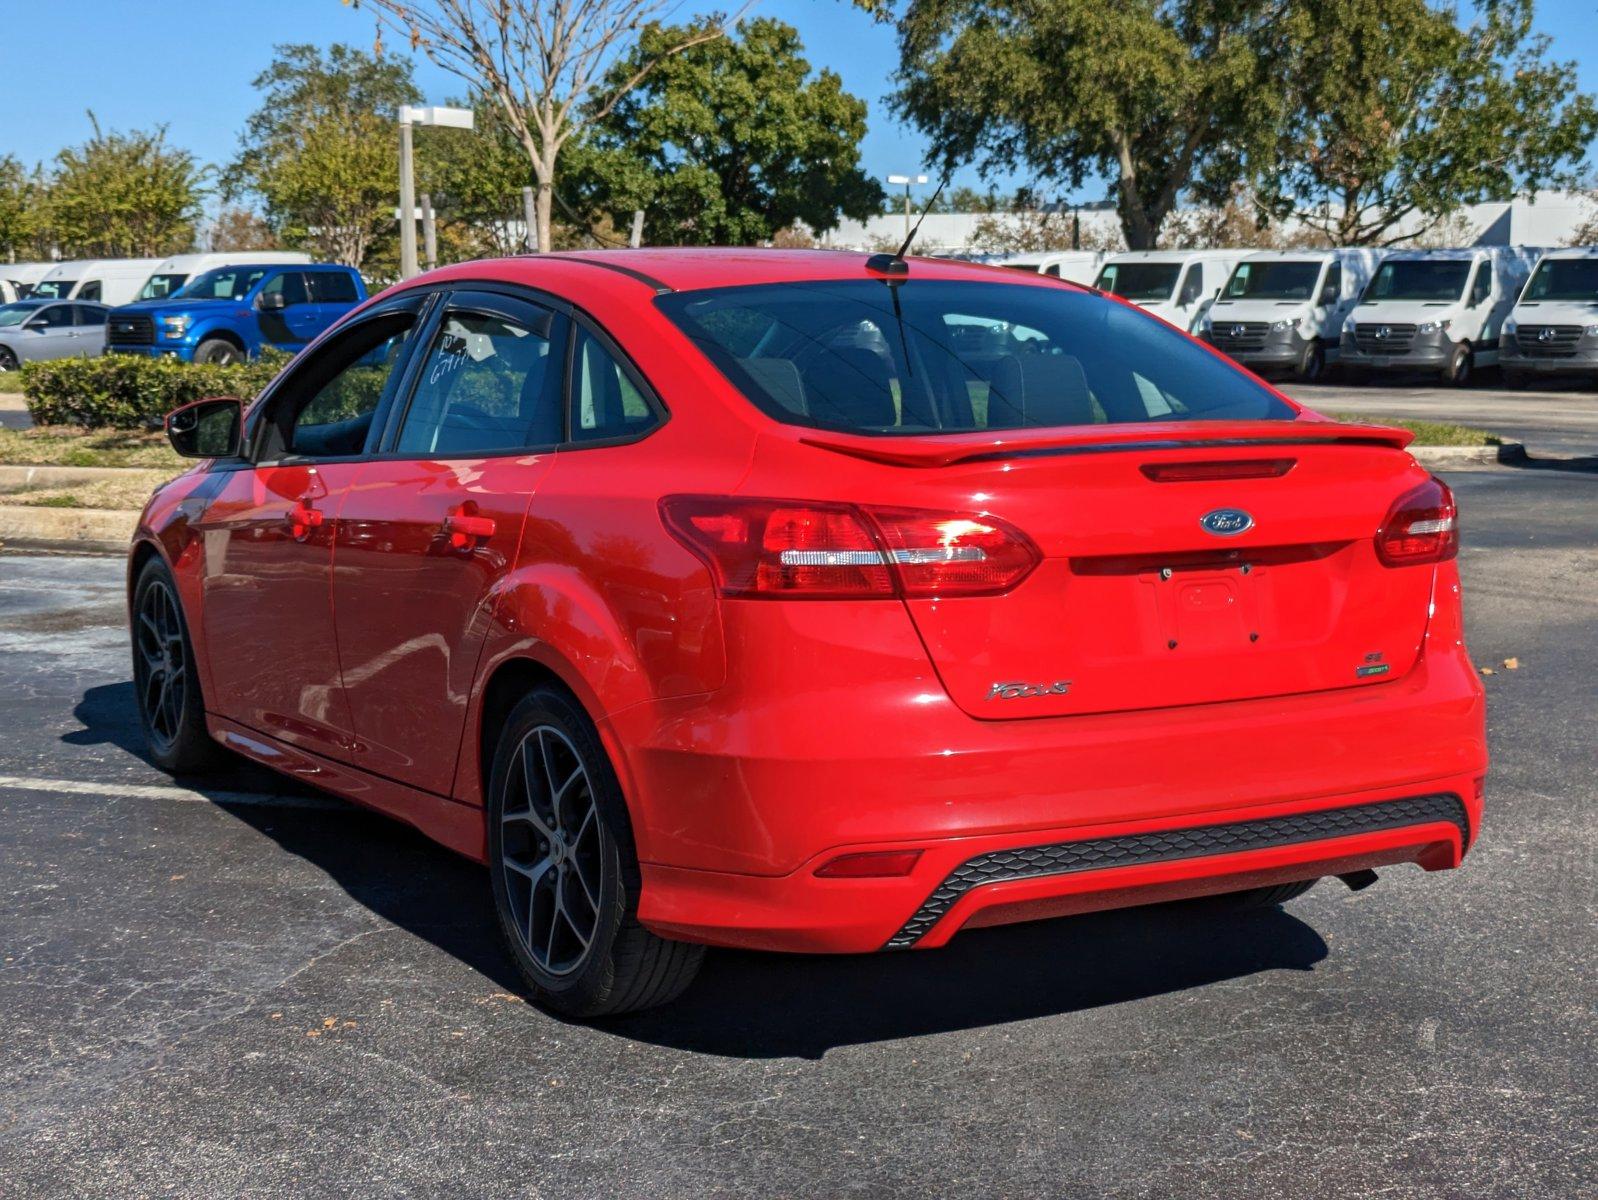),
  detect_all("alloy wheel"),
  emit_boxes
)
[499,725,603,977]
[134,579,187,750]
